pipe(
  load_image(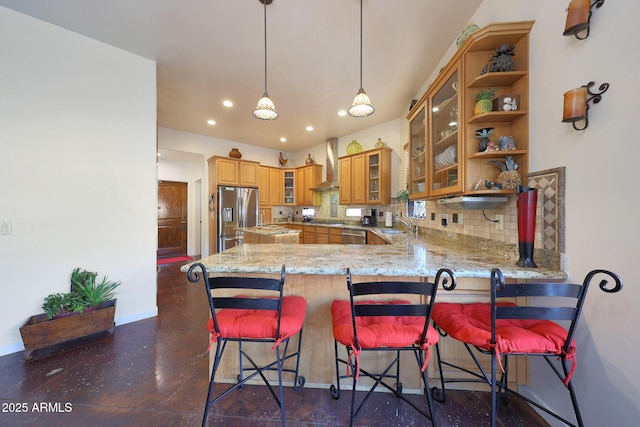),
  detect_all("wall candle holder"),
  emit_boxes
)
[562,81,609,131]
[563,0,605,40]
